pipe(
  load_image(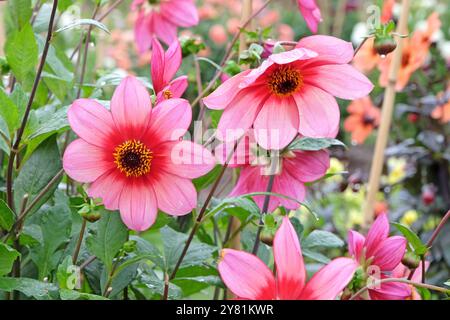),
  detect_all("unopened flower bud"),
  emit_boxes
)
[402,251,421,269]
[81,210,101,222]
[123,240,137,253]
[374,36,397,56]
[260,230,275,246]
[421,184,436,206]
